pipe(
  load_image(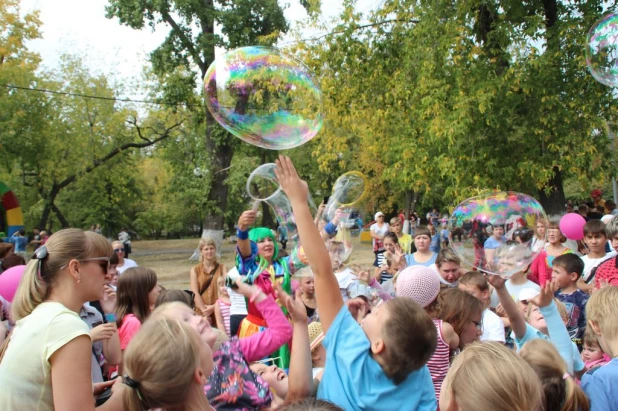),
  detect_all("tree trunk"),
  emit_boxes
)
[50,203,70,228]
[538,166,566,215]
[38,203,51,231]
